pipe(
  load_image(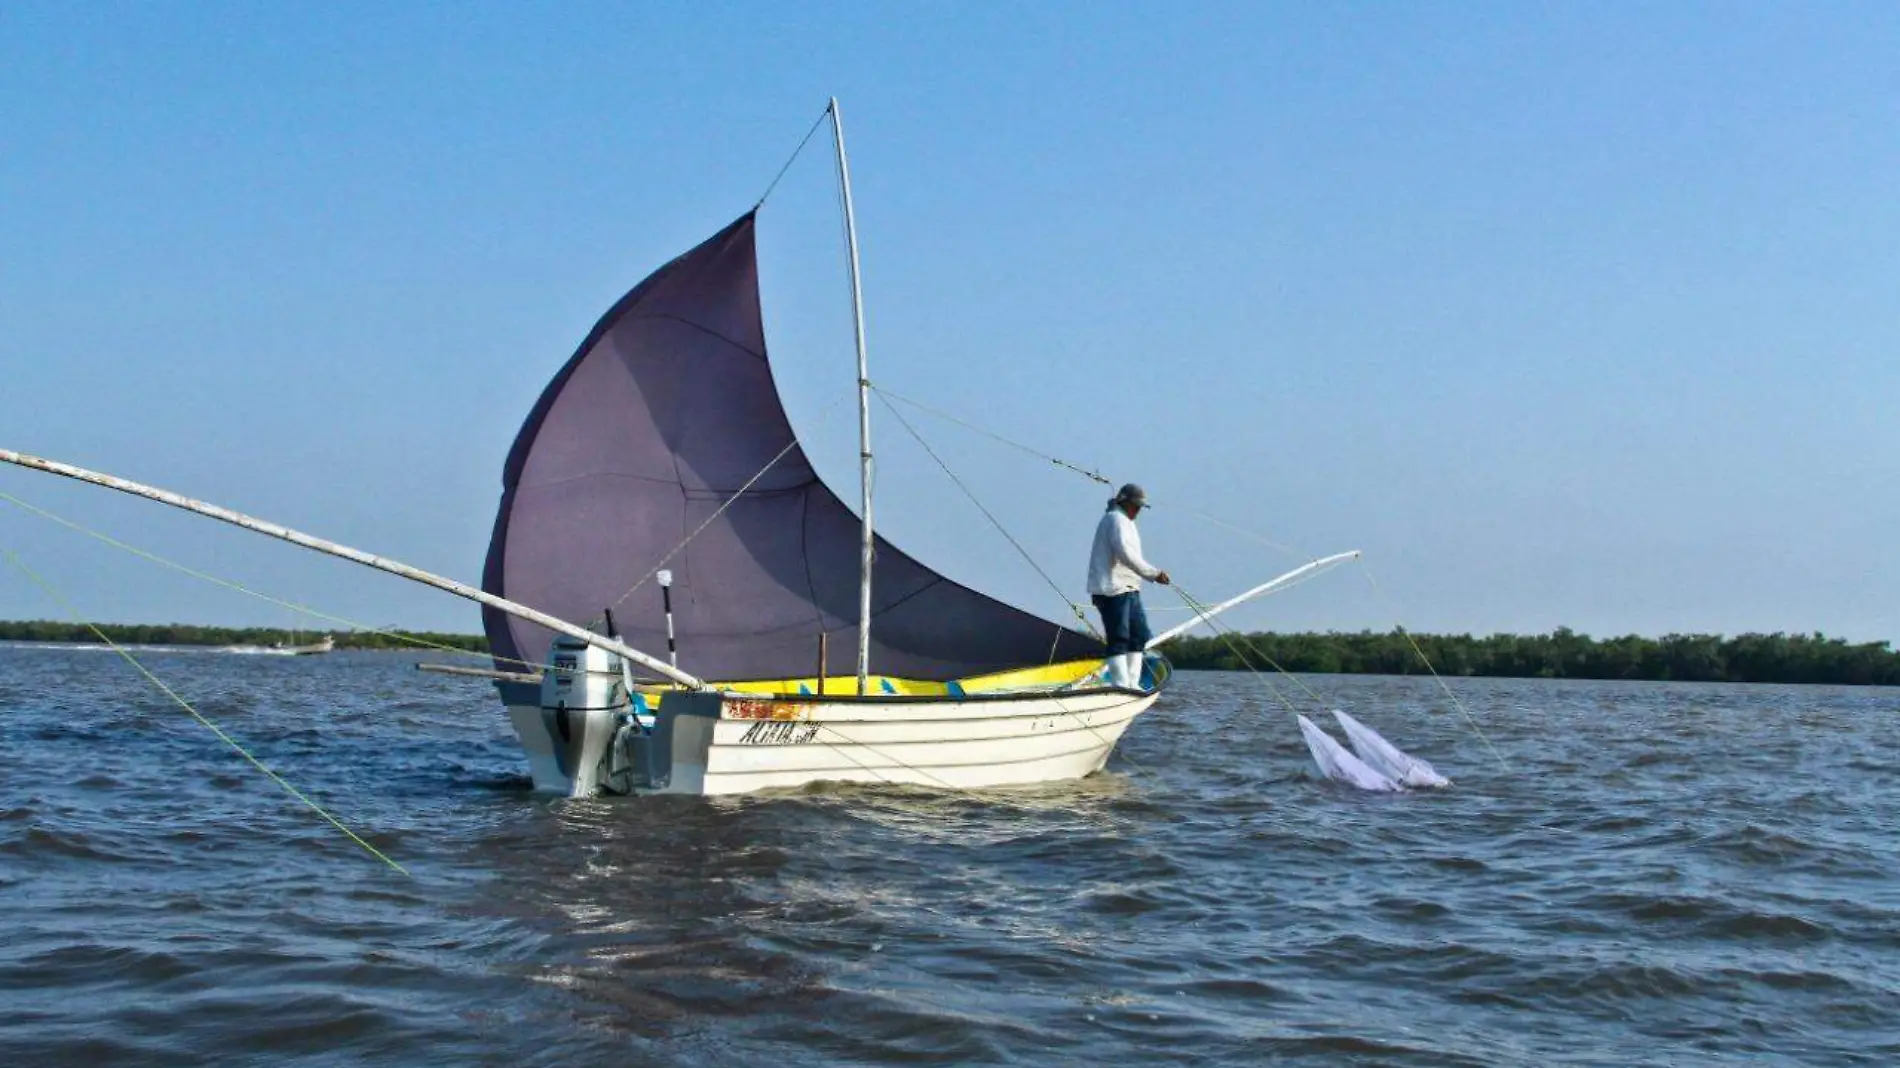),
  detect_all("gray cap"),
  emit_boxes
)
[1113,483,1147,508]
